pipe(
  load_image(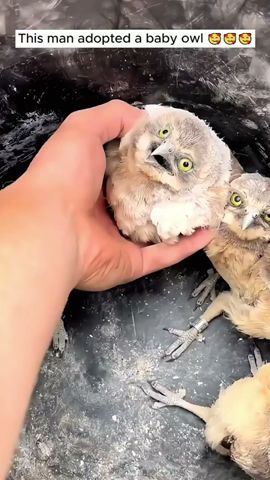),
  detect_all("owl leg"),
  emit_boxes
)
[163,292,232,361]
[52,318,68,356]
[192,268,220,306]
[201,291,232,322]
[141,381,210,421]
[162,322,207,361]
[248,345,263,376]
